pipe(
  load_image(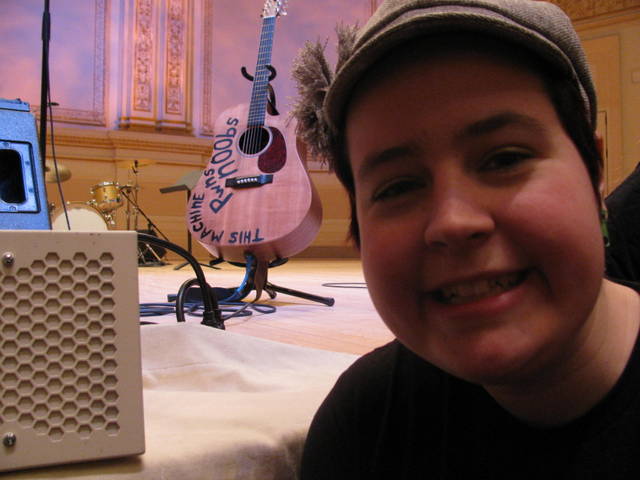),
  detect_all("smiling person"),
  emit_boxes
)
[291,0,640,478]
